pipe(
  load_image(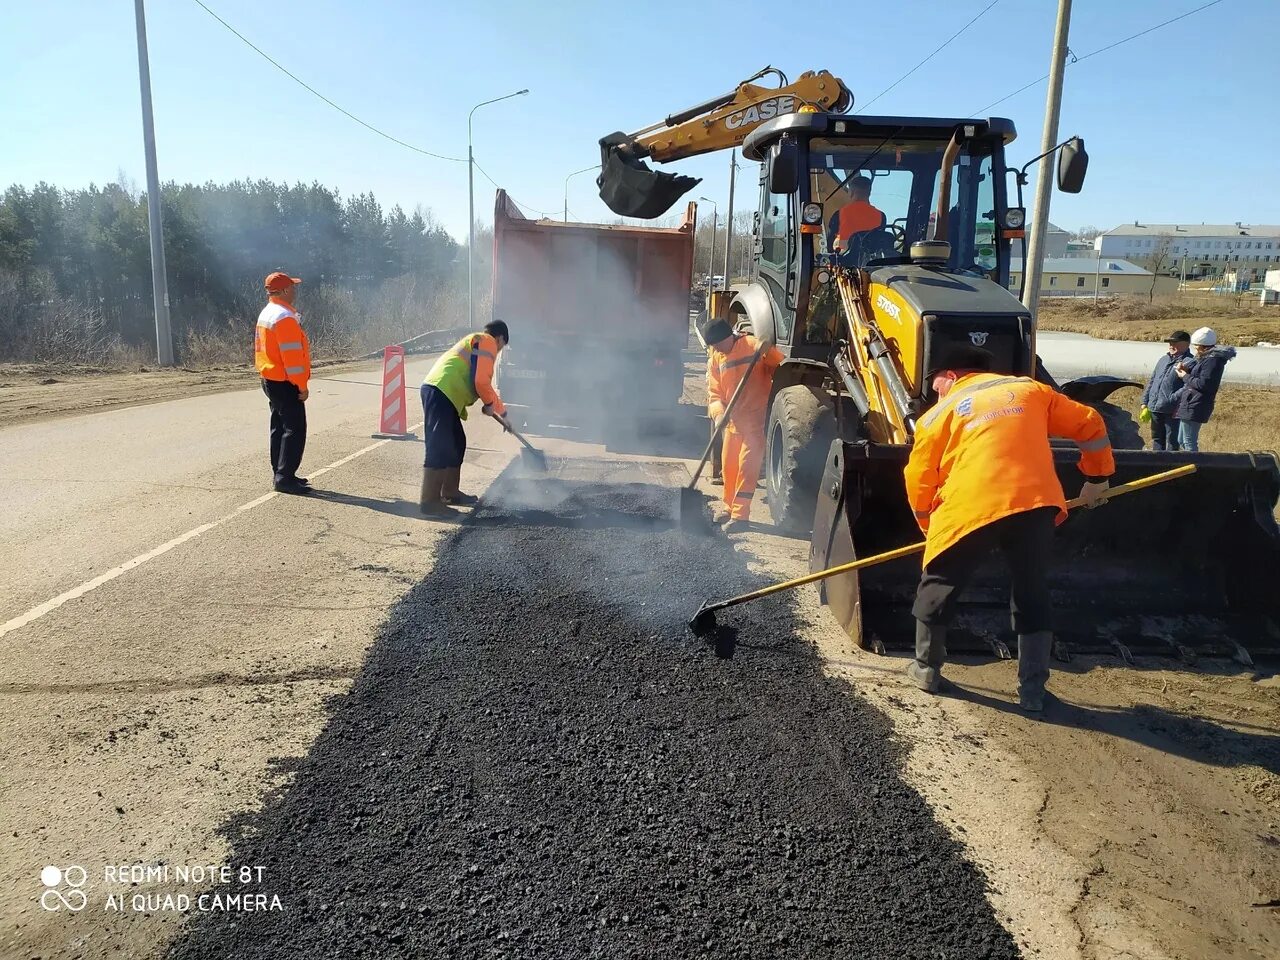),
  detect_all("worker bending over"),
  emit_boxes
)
[420,320,511,517]
[704,317,783,532]
[904,345,1115,712]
